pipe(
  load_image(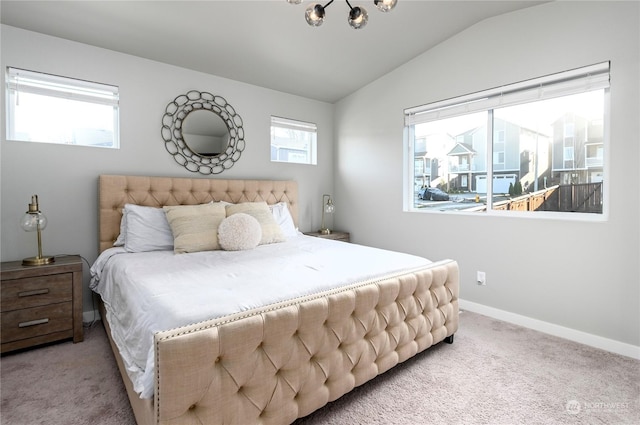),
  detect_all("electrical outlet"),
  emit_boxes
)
[477,271,486,285]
